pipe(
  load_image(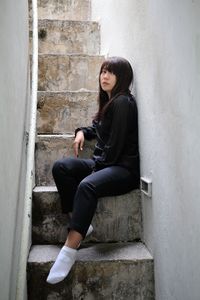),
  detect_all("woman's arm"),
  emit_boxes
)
[73,120,97,157]
[75,120,97,140]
